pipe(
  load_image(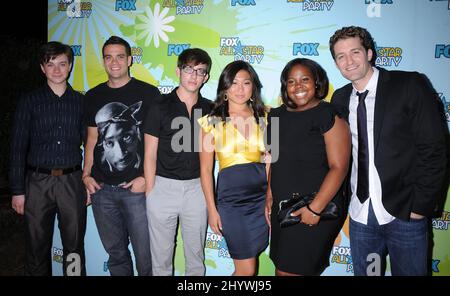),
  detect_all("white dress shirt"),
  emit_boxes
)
[348,67,395,225]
